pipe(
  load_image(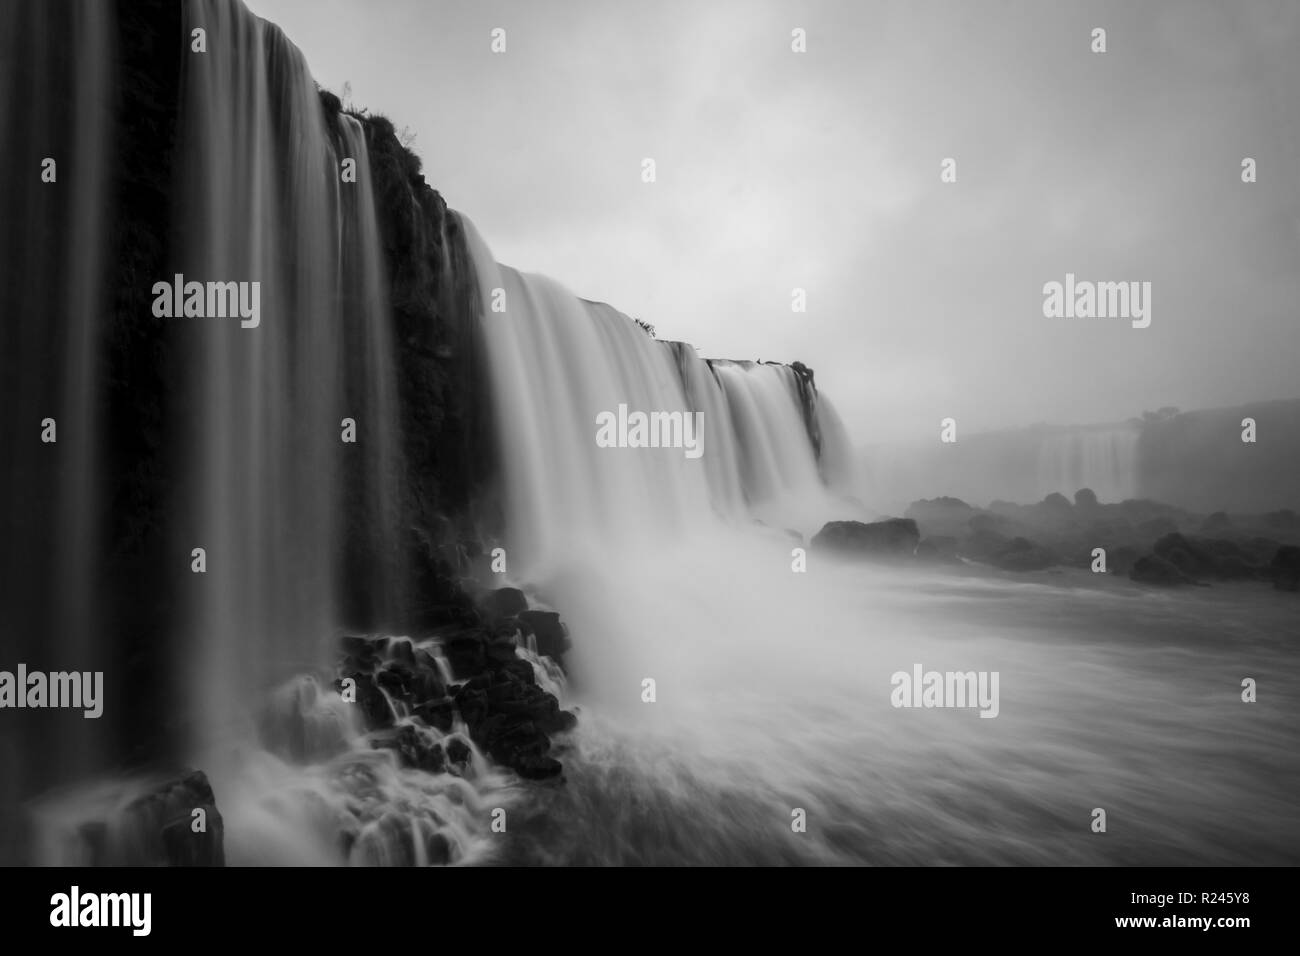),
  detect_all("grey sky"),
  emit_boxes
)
[247,0,1300,444]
